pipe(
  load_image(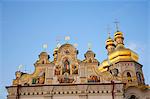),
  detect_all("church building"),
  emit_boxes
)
[6,27,150,99]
